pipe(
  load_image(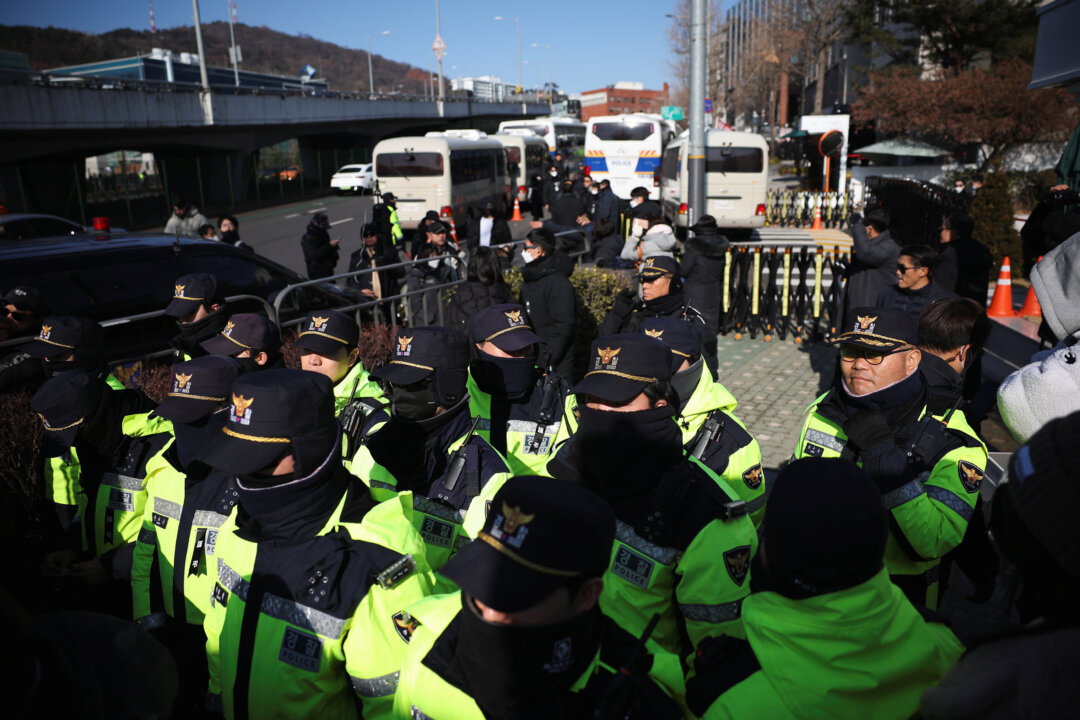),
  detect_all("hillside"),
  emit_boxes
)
[1,22,444,94]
